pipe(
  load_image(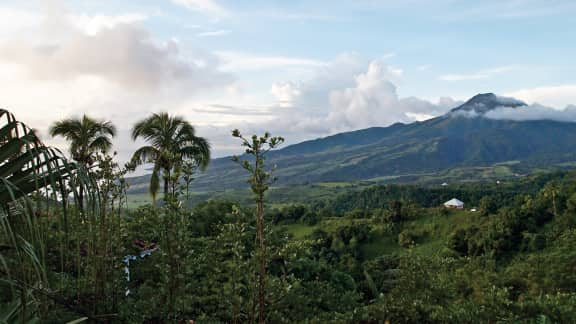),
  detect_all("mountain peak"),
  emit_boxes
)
[451,93,526,114]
